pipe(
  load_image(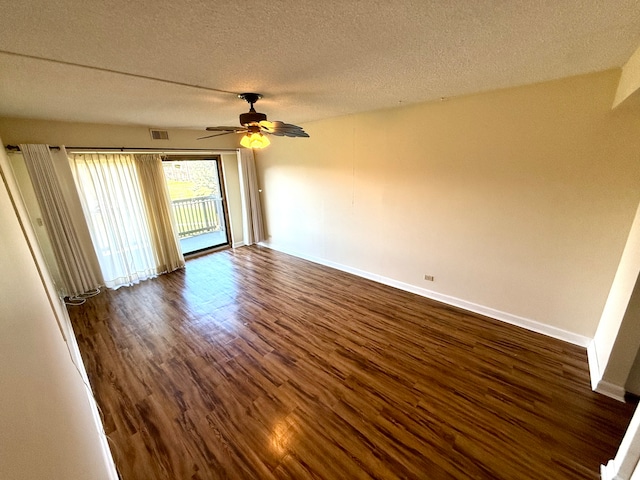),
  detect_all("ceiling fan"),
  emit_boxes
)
[198,93,309,148]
